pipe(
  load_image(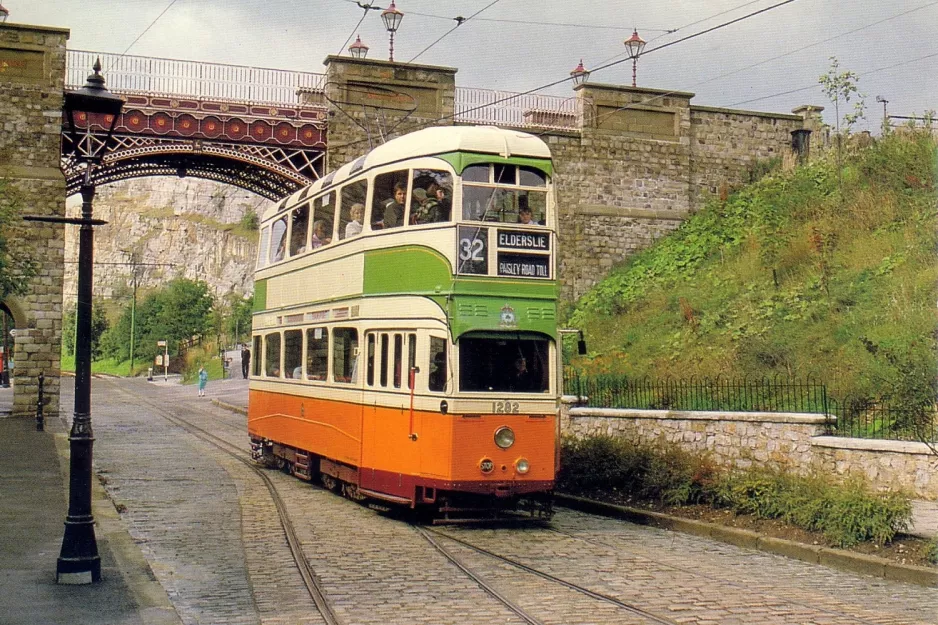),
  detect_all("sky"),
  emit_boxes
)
[9,0,938,134]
